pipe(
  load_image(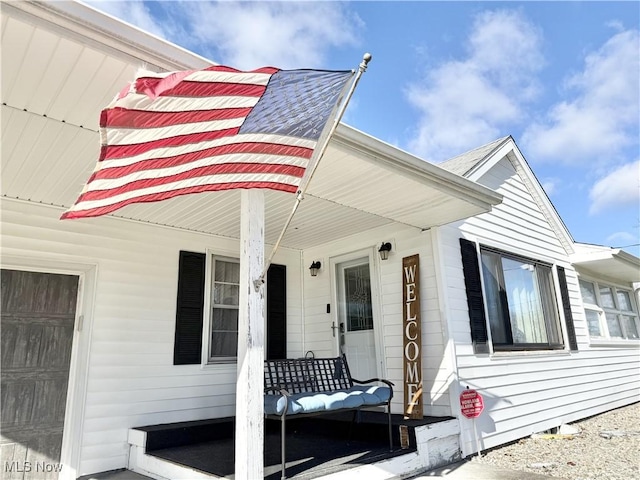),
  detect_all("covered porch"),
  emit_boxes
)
[125,412,459,480]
